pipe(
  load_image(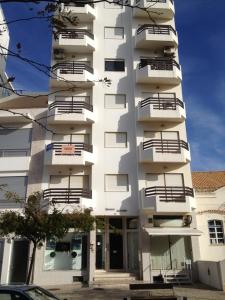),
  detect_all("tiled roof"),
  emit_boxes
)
[192,171,225,191]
